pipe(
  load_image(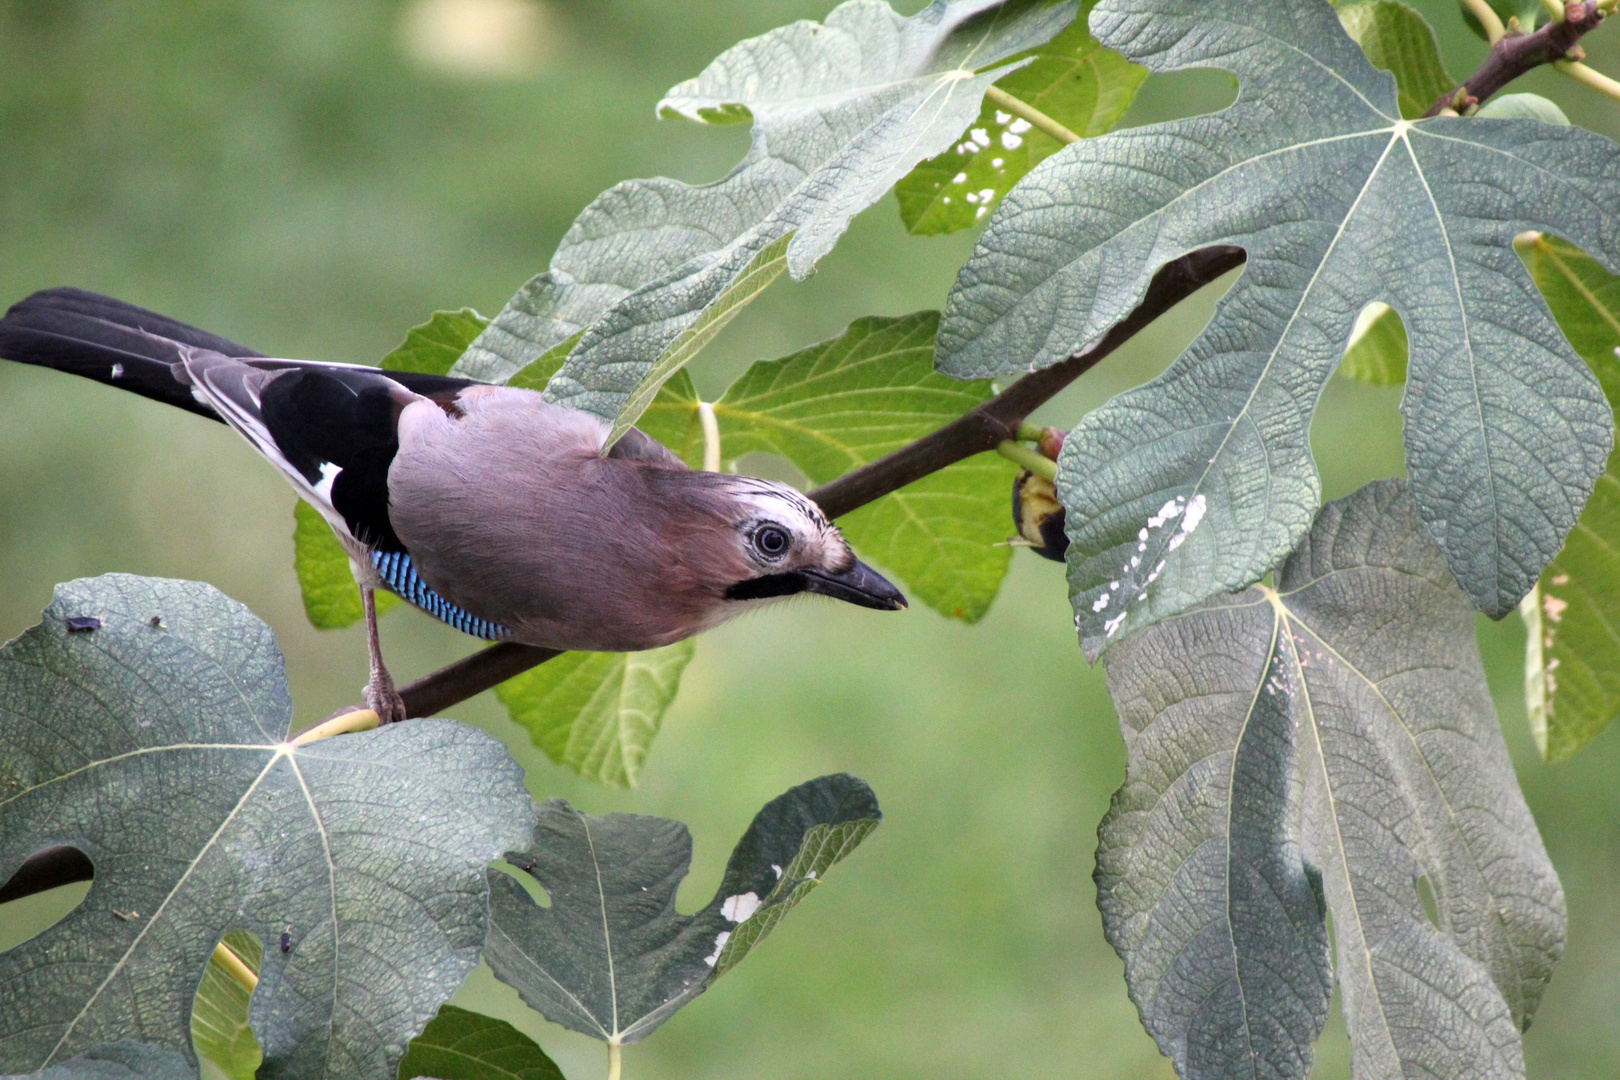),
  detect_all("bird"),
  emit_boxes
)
[0,288,906,723]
